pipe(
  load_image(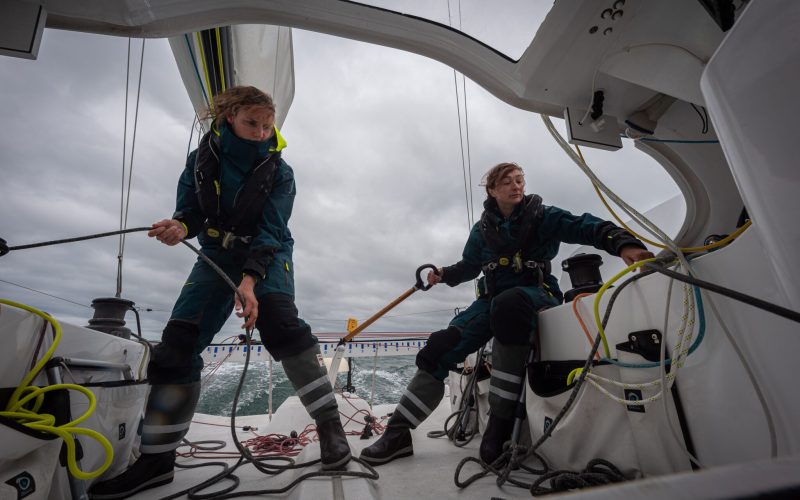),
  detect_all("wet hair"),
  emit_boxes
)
[203,86,276,128]
[483,162,524,198]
